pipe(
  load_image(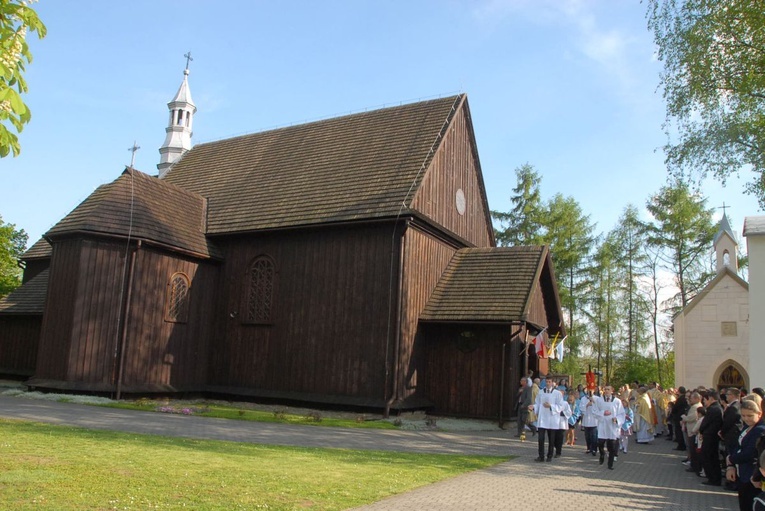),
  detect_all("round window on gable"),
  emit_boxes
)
[455,188,466,216]
[457,330,478,353]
